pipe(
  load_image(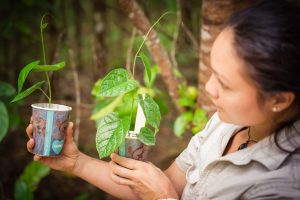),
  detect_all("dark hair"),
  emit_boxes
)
[226,0,300,152]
